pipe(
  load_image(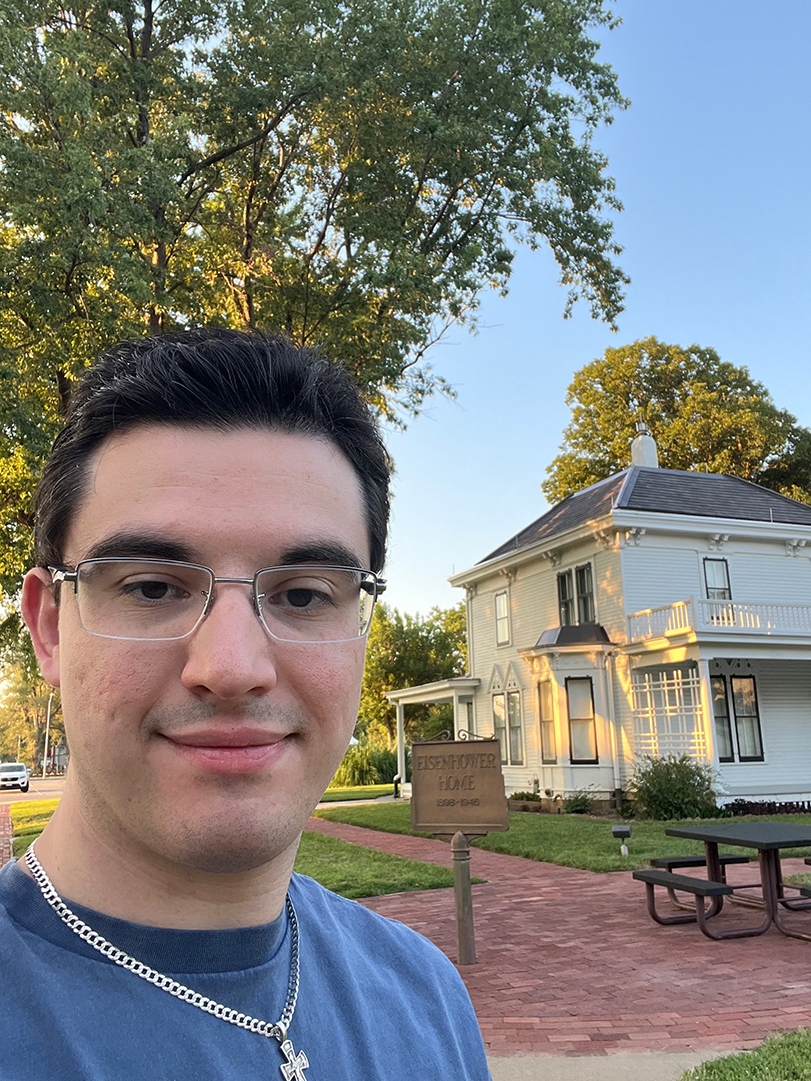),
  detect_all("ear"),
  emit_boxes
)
[21,568,61,687]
